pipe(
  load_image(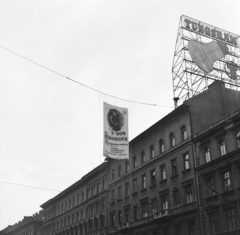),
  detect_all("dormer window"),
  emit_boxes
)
[150,146,155,158]
[159,139,164,153]
[133,156,137,168]
[170,133,176,147]
[204,147,211,163]
[125,161,129,173]
[118,165,122,177]
[141,151,146,164]
[181,126,188,140]
[219,139,226,156]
